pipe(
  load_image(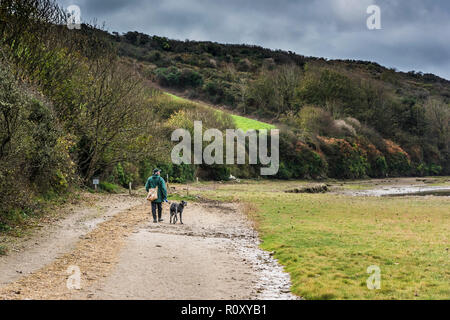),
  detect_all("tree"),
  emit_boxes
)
[424,98,450,154]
